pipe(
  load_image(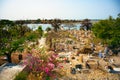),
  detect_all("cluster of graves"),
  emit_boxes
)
[55,30,120,79]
